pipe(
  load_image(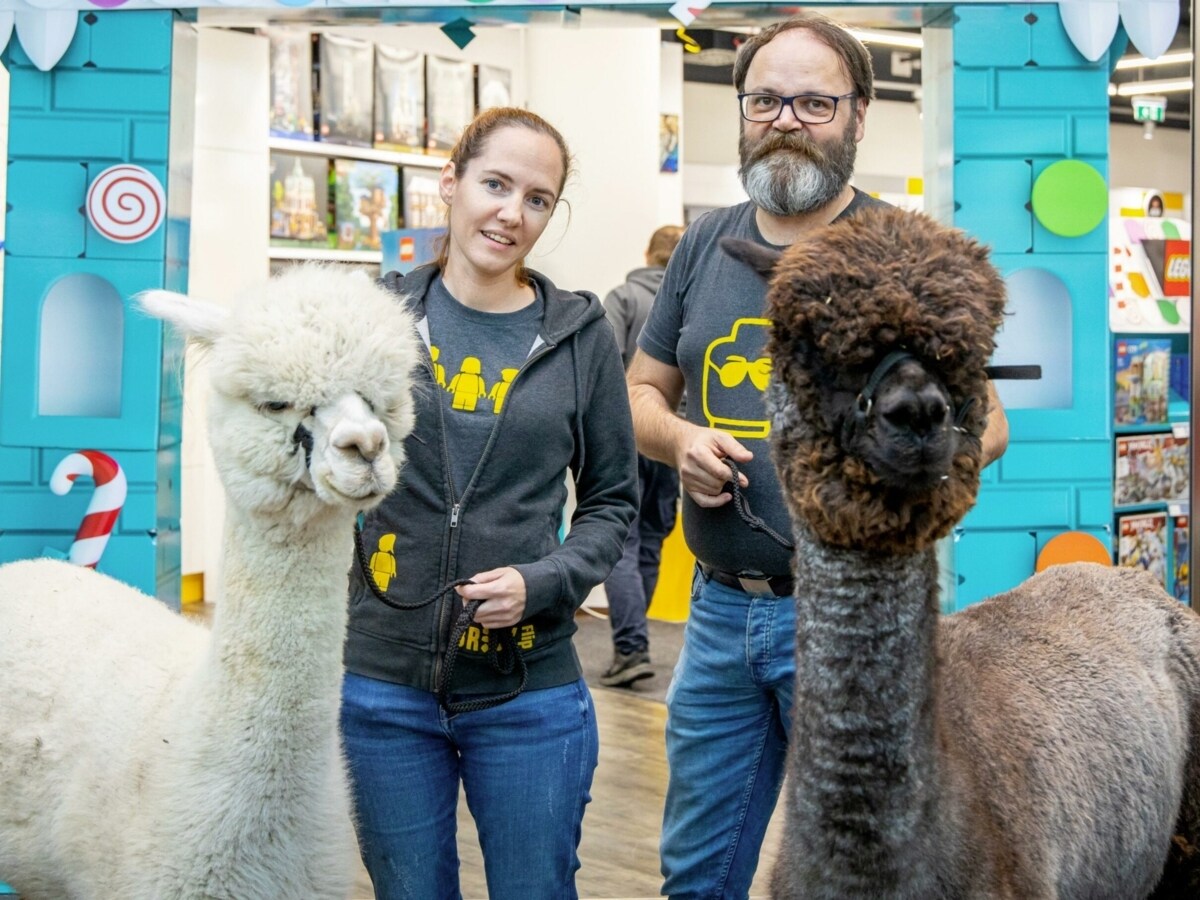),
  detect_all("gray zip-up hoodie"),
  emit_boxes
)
[603,265,665,370]
[345,264,638,698]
